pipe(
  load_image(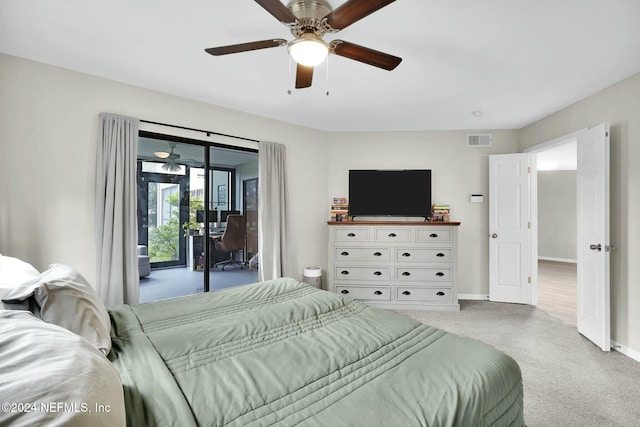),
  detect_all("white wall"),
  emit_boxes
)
[519,72,640,358]
[0,53,328,284]
[326,131,520,296]
[537,171,577,261]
